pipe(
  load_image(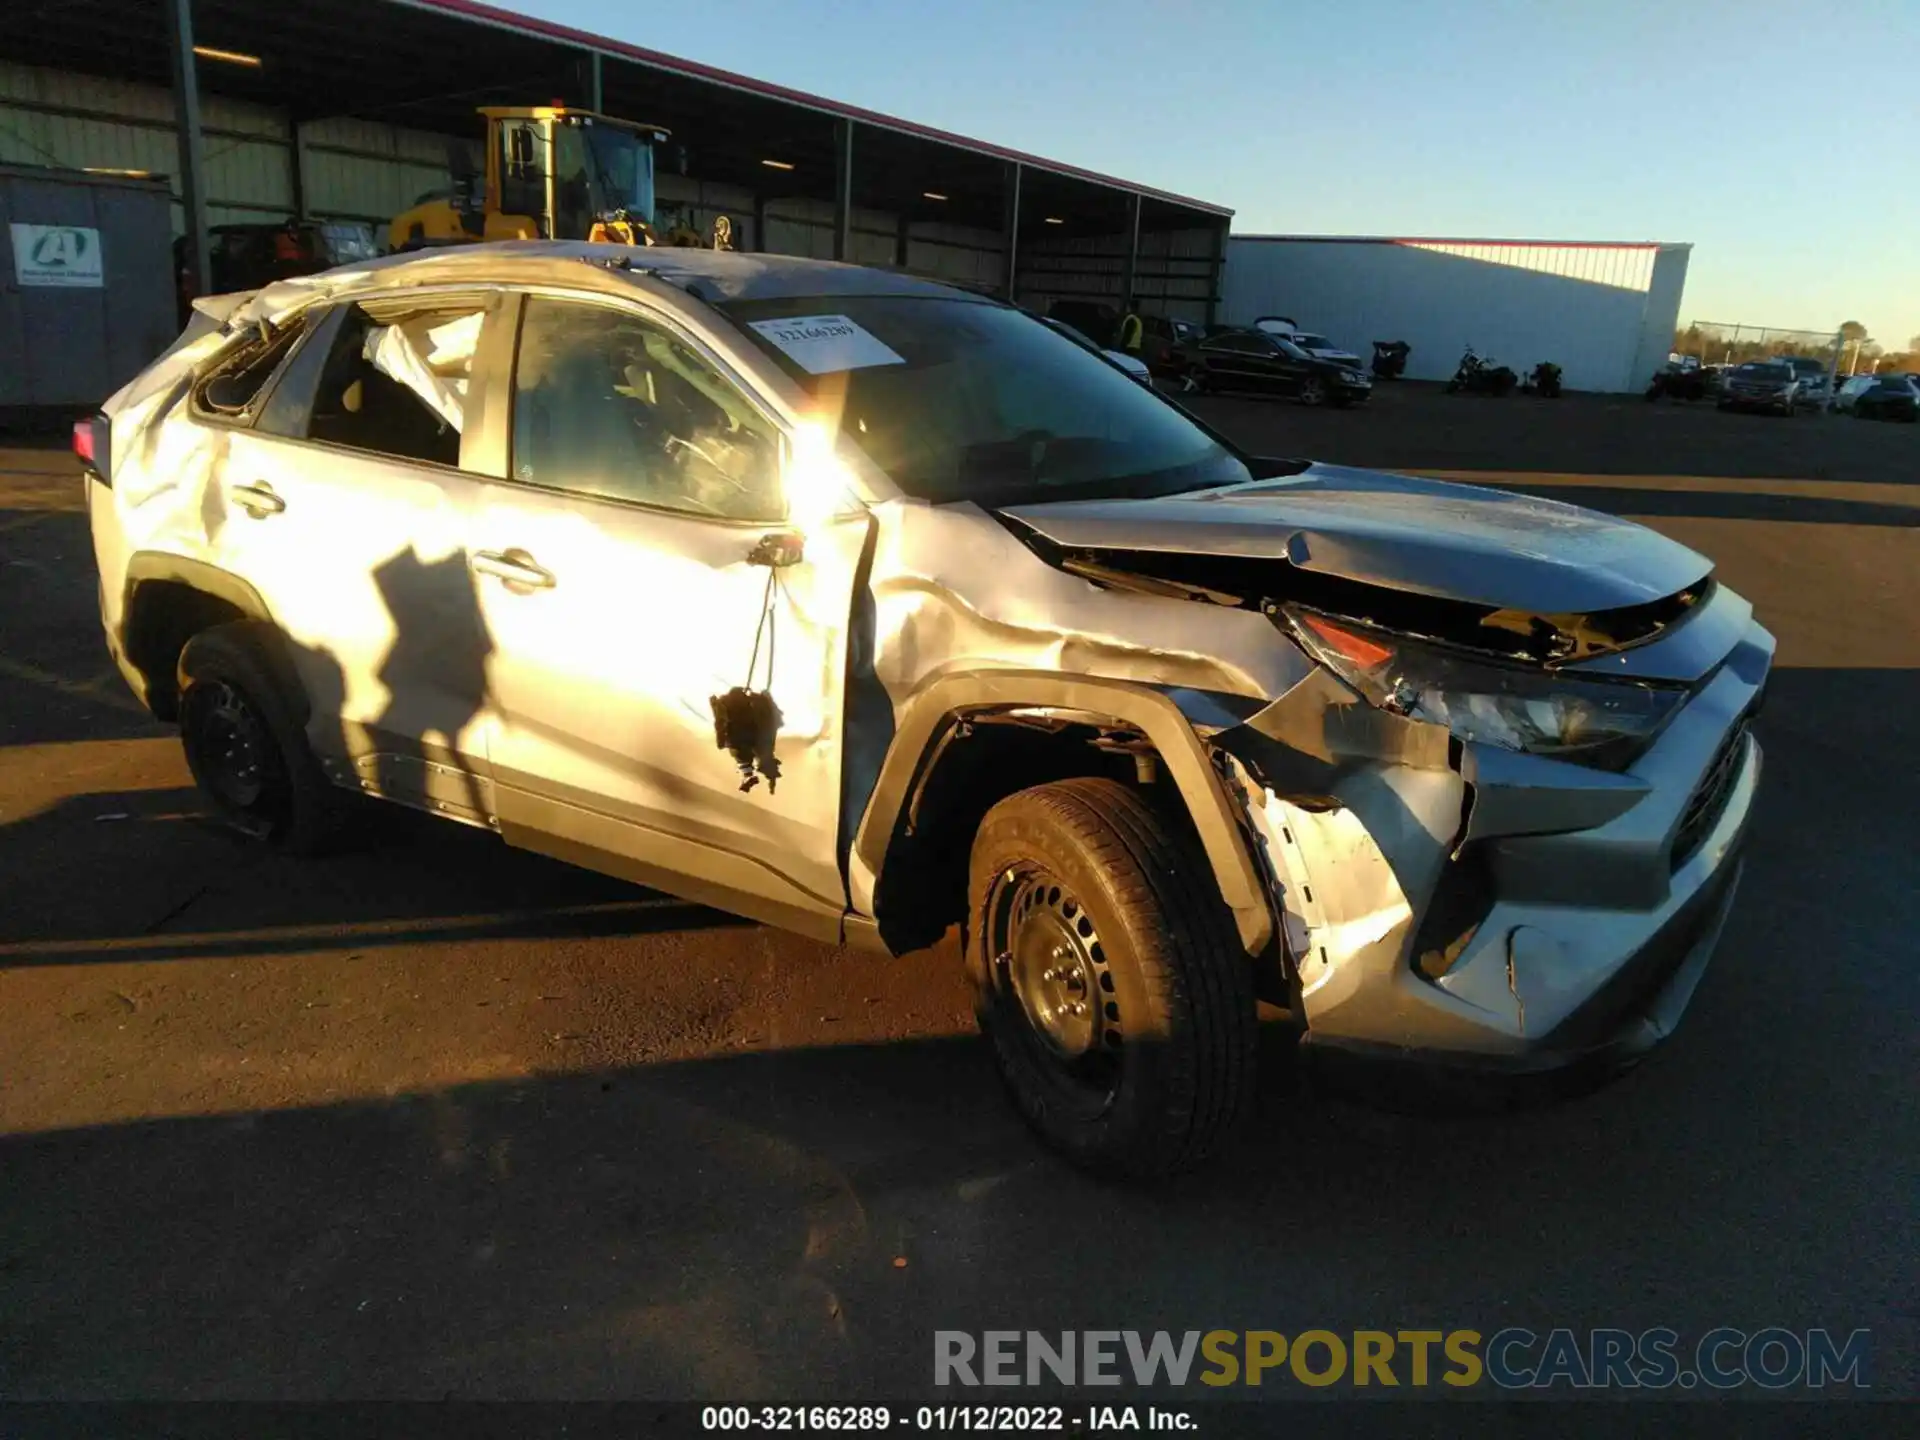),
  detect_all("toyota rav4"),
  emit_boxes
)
[82,243,1771,1177]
